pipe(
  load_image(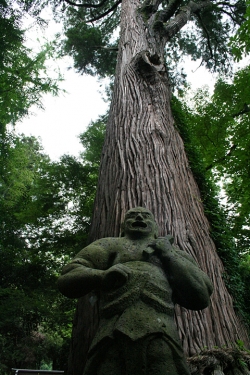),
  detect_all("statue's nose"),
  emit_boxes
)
[136,214,143,220]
